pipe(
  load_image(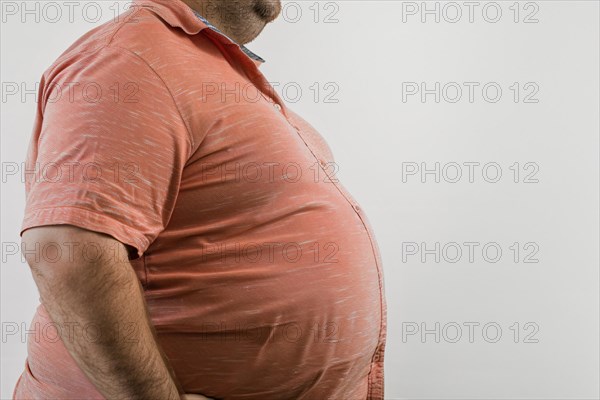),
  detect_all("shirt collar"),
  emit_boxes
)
[192,10,266,64]
[132,0,265,65]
